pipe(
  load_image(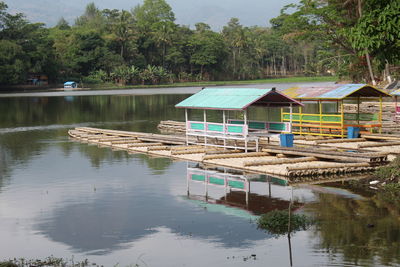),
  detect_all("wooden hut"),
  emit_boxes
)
[175,87,303,151]
[391,89,400,121]
[280,84,391,137]
[64,81,78,89]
